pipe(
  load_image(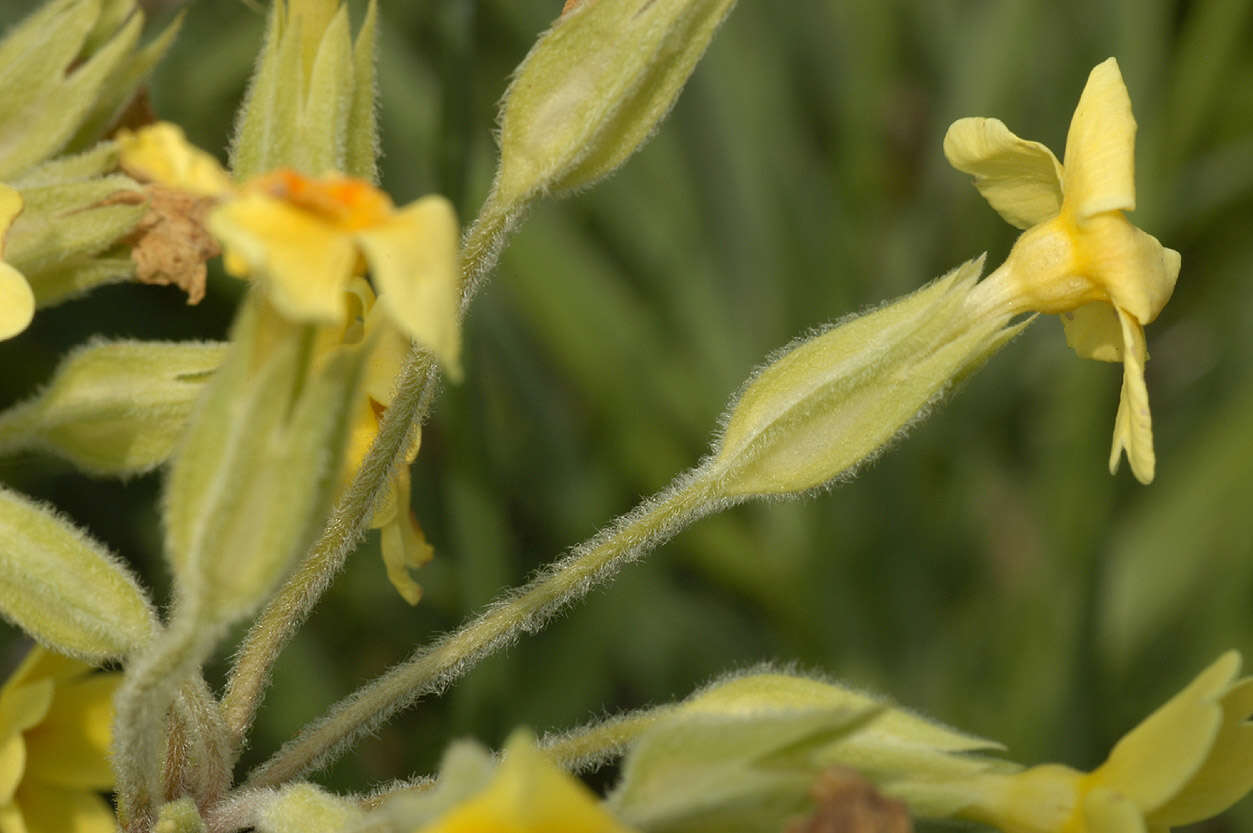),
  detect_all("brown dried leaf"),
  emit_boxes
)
[785,767,914,833]
[109,185,220,304]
